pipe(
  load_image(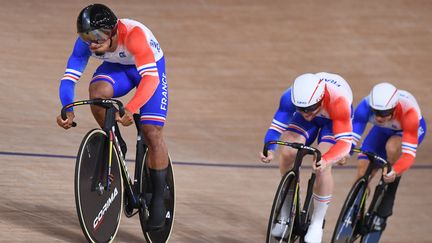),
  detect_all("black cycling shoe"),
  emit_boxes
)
[146,201,166,231]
